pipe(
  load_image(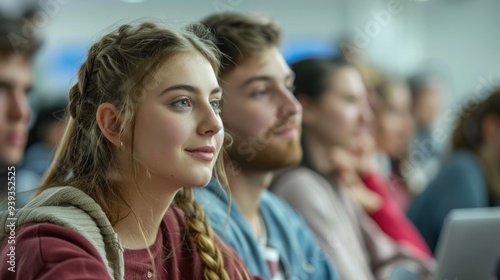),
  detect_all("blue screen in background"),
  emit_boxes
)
[282,37,337,64]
